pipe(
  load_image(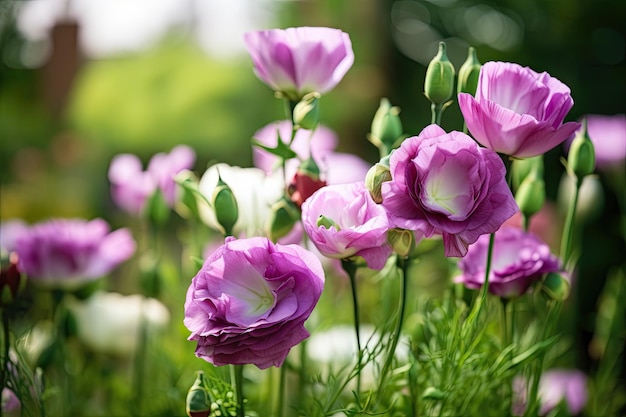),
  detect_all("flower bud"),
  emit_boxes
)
[144,188,170,226]
[186,371,211,417]
[267,196,300,242]
[424,42,456,106]
[515,169,545,219]
[365,157,392,204]
[457,47,481,95]
[174,170,209,220]
[316,214,340,230]
[369,98,403,152]
[387,228,413,258]
[293,92,321,130]
[511,156,544,191]
[541,272,570,301]
[288,158,326,207]
[1,253,22,306]
[212,172,239,236]
[567,119,596,179]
